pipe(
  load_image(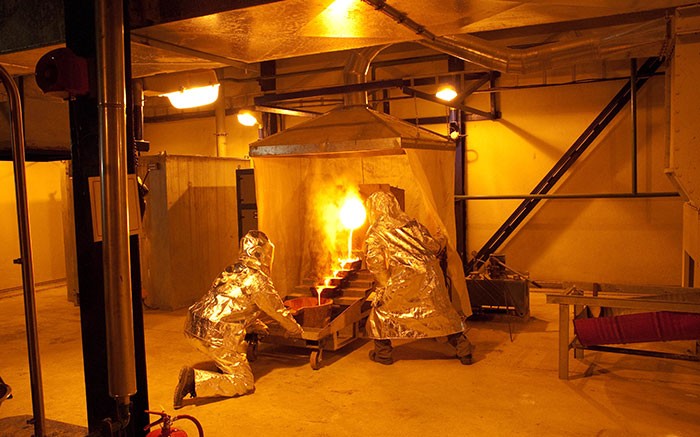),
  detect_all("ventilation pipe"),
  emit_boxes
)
[215,74,228,156]
[361,0,669,74]
[96,0,137,416]
[343,45,390,107]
